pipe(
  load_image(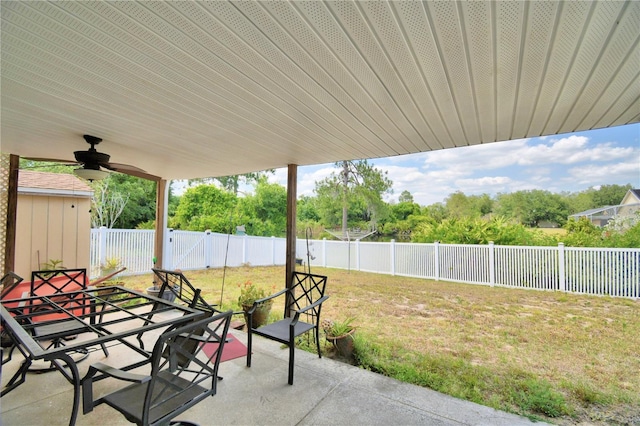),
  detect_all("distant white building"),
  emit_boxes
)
[569,189,640,227]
